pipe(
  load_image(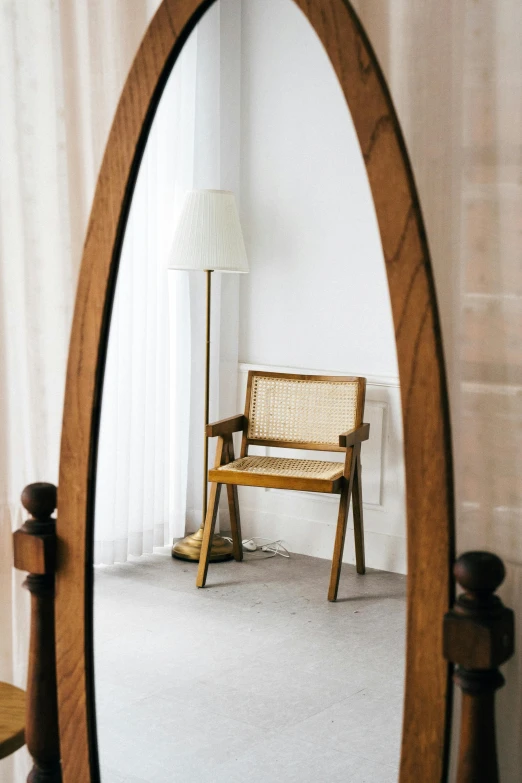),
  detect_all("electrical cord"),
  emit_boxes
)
[222,536,290,559]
